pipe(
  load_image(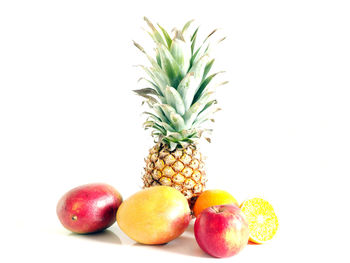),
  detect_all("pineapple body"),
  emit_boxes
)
[134,18,225,206]
[143,143,207,207]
